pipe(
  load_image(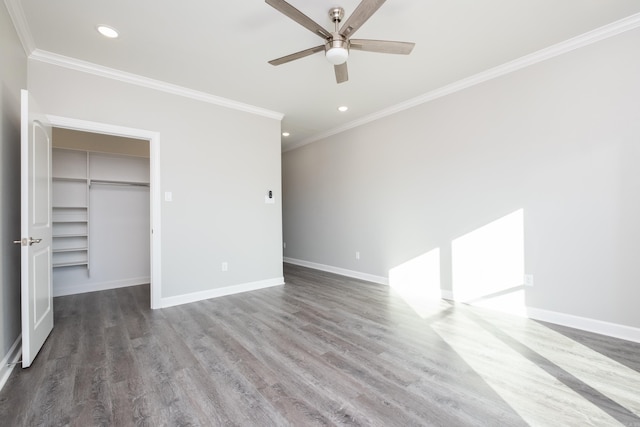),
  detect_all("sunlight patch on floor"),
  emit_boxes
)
[490,317,640,418]
[431,313,620,426]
